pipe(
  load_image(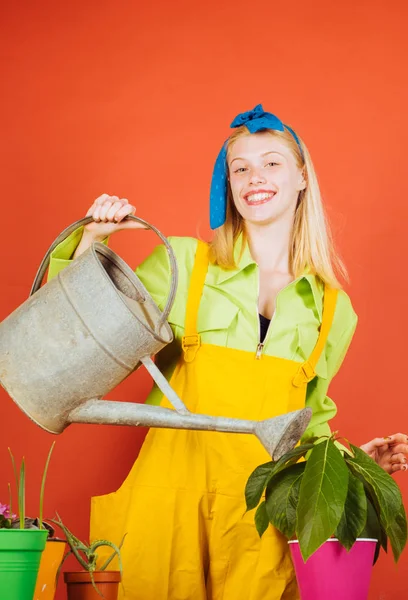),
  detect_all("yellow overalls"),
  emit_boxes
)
[90,241,338,600]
